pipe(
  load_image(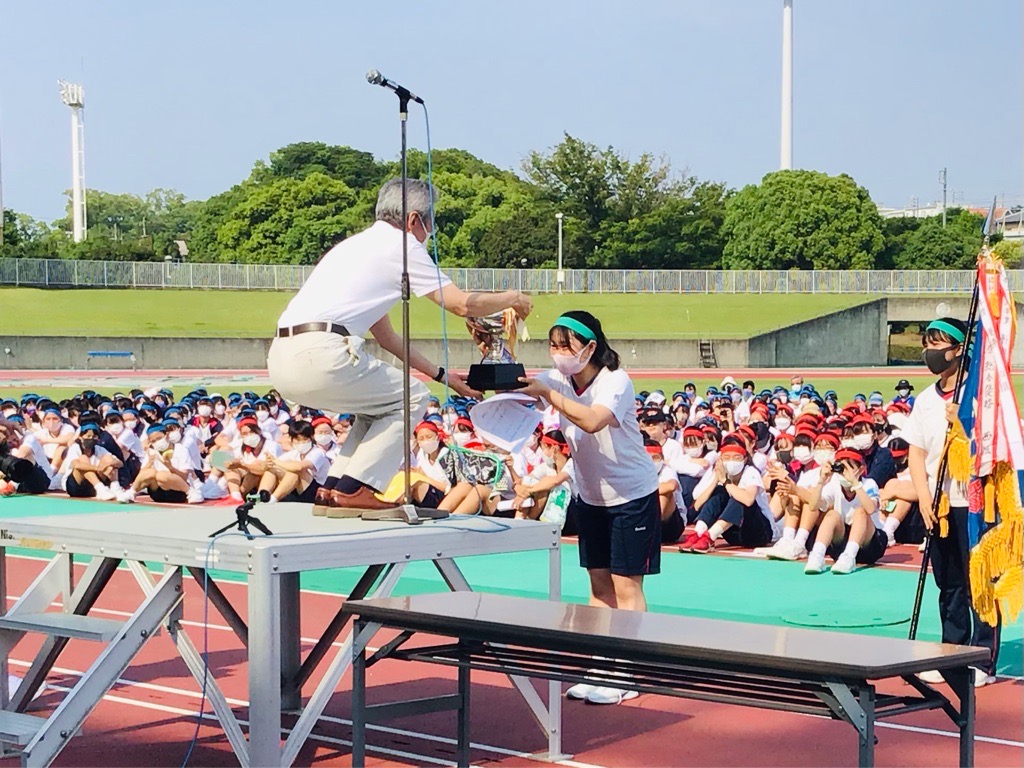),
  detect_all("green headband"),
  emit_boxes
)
[926,320,966,344]
[552,316,597,342]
